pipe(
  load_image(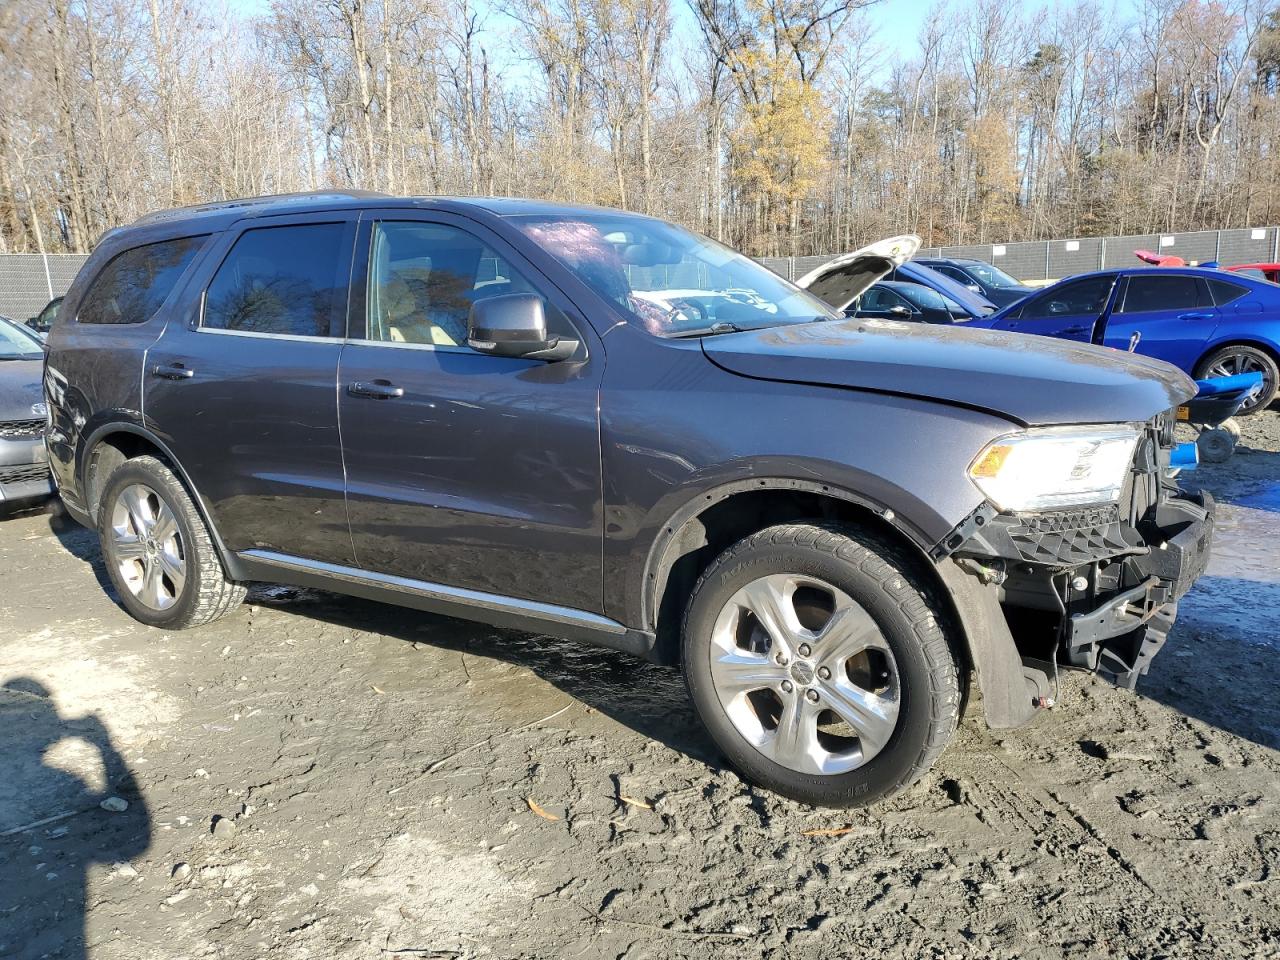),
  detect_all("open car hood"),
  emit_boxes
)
[702,318,1197,427]
[795,235,922,311]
